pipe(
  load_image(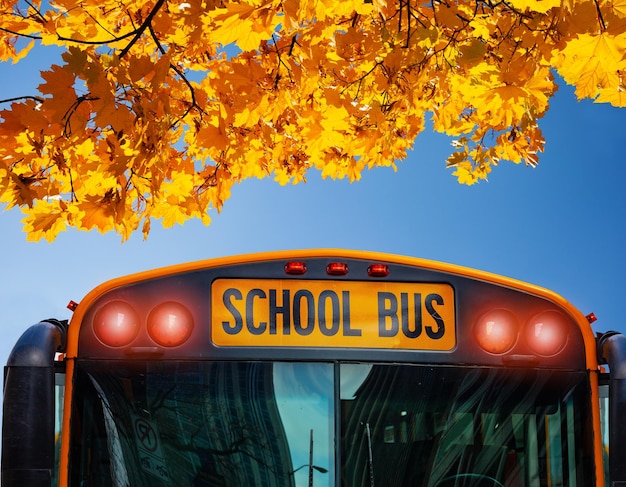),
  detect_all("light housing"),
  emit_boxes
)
[474,309,519,354]
[147,301,194,347]
[326,262,349,276]
[93,301,140,347]
[367,264,390,277]
[285,261,307,275]
[525,310,569,356]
